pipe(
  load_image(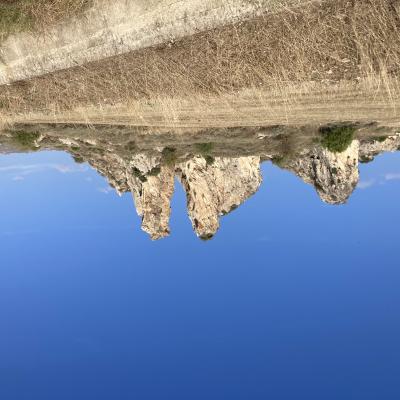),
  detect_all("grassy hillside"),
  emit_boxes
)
[0,0,91,41]
[1,0,399,127]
